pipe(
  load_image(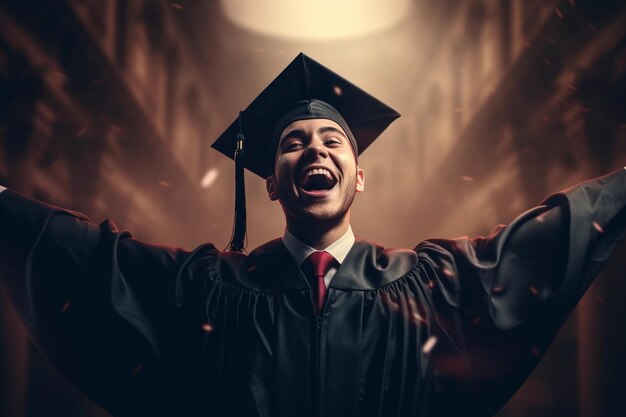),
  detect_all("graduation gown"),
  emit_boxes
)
[1,169,626,417]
